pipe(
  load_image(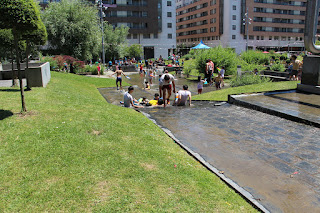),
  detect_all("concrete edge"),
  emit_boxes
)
[228,92,320,128]
[139,110,270,213]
